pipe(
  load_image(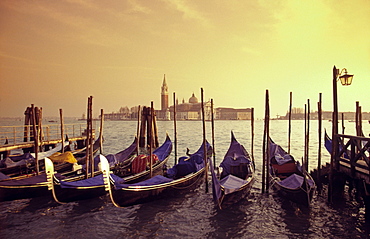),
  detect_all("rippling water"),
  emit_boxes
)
[1,119,370,238]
